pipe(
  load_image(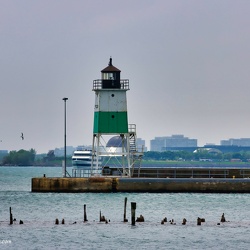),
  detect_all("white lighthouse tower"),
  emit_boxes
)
[91,58,137,176]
